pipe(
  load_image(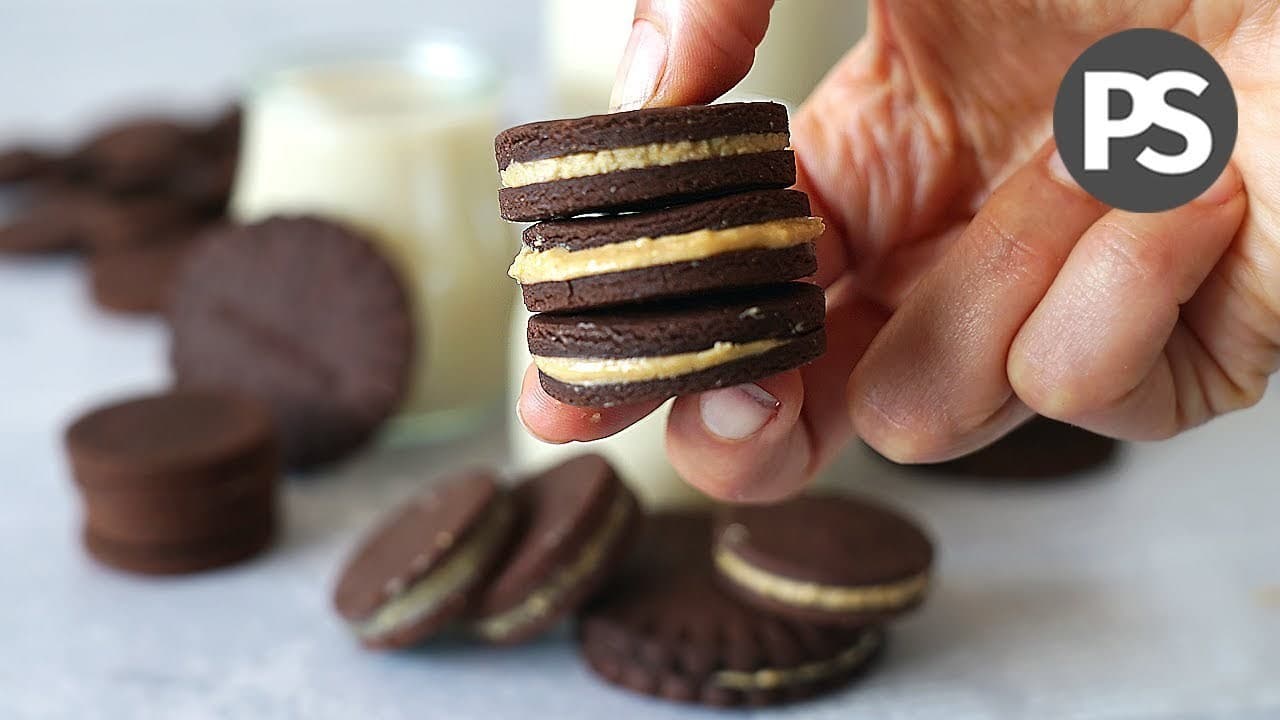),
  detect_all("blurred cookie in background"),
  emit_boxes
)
[0,145,57,185]
[65,389,280,576]
[69,117,196,194]
[88,223,209,314]
[871,416,1121,479]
